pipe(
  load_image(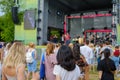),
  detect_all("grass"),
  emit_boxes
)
[35,61,120,80]
[90,71,98,80]
[89,66,120,80]
[35,46,119,79]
